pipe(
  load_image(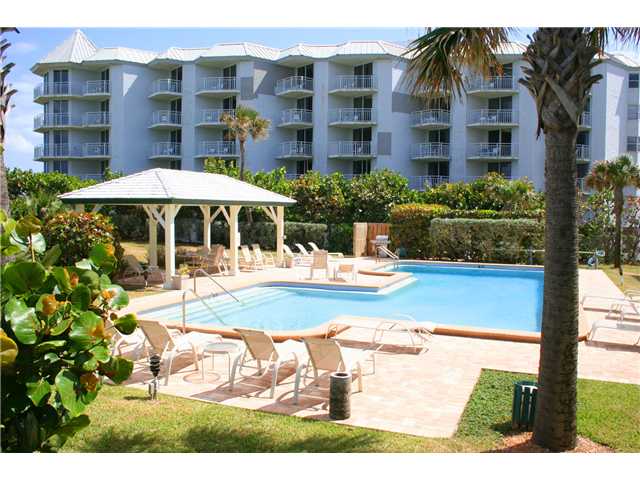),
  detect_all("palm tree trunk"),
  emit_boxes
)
[532,128,579,451]
[239,141,246,182]
[613,187,623,271]
[0,149,10,215]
